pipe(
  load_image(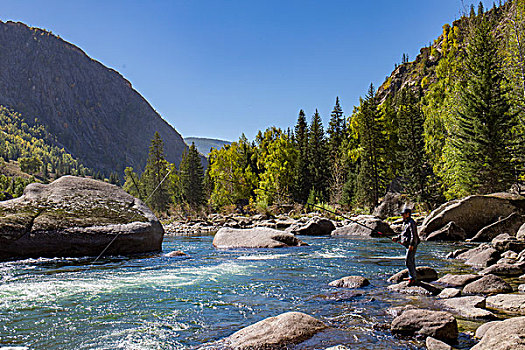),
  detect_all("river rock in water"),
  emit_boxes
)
[471,316,525,350]
[387,281,442,296]
[479,263,524,277]
[435,274,481,288]
[213,227,307,248]
[439,296,497,321]
[491,233,525,253]
[426,336,454,350]
[221,311,327,349]
[328,275,370,289]
[390,309,458,343]
[286,216,335,236]
[331,215,394,237]
[486,294,525,314]
[0,176,164,260]
[463,274,513,295]
[388,266,438,283]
